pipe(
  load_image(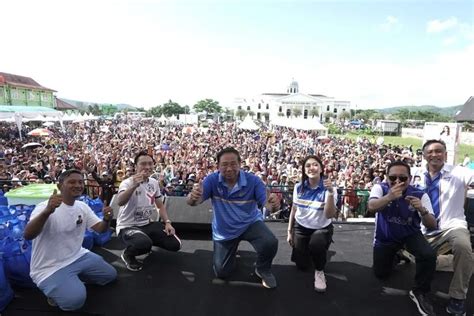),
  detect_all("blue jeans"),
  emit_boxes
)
[37,252,117,311]
[213,220,278,278]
